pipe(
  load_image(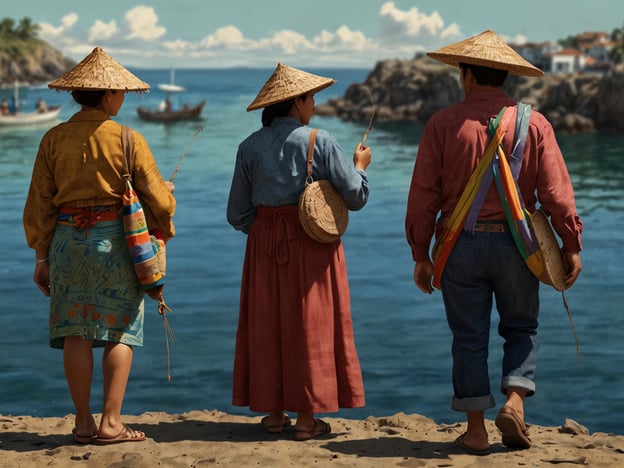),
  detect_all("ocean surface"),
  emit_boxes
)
[1,68,622,435]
